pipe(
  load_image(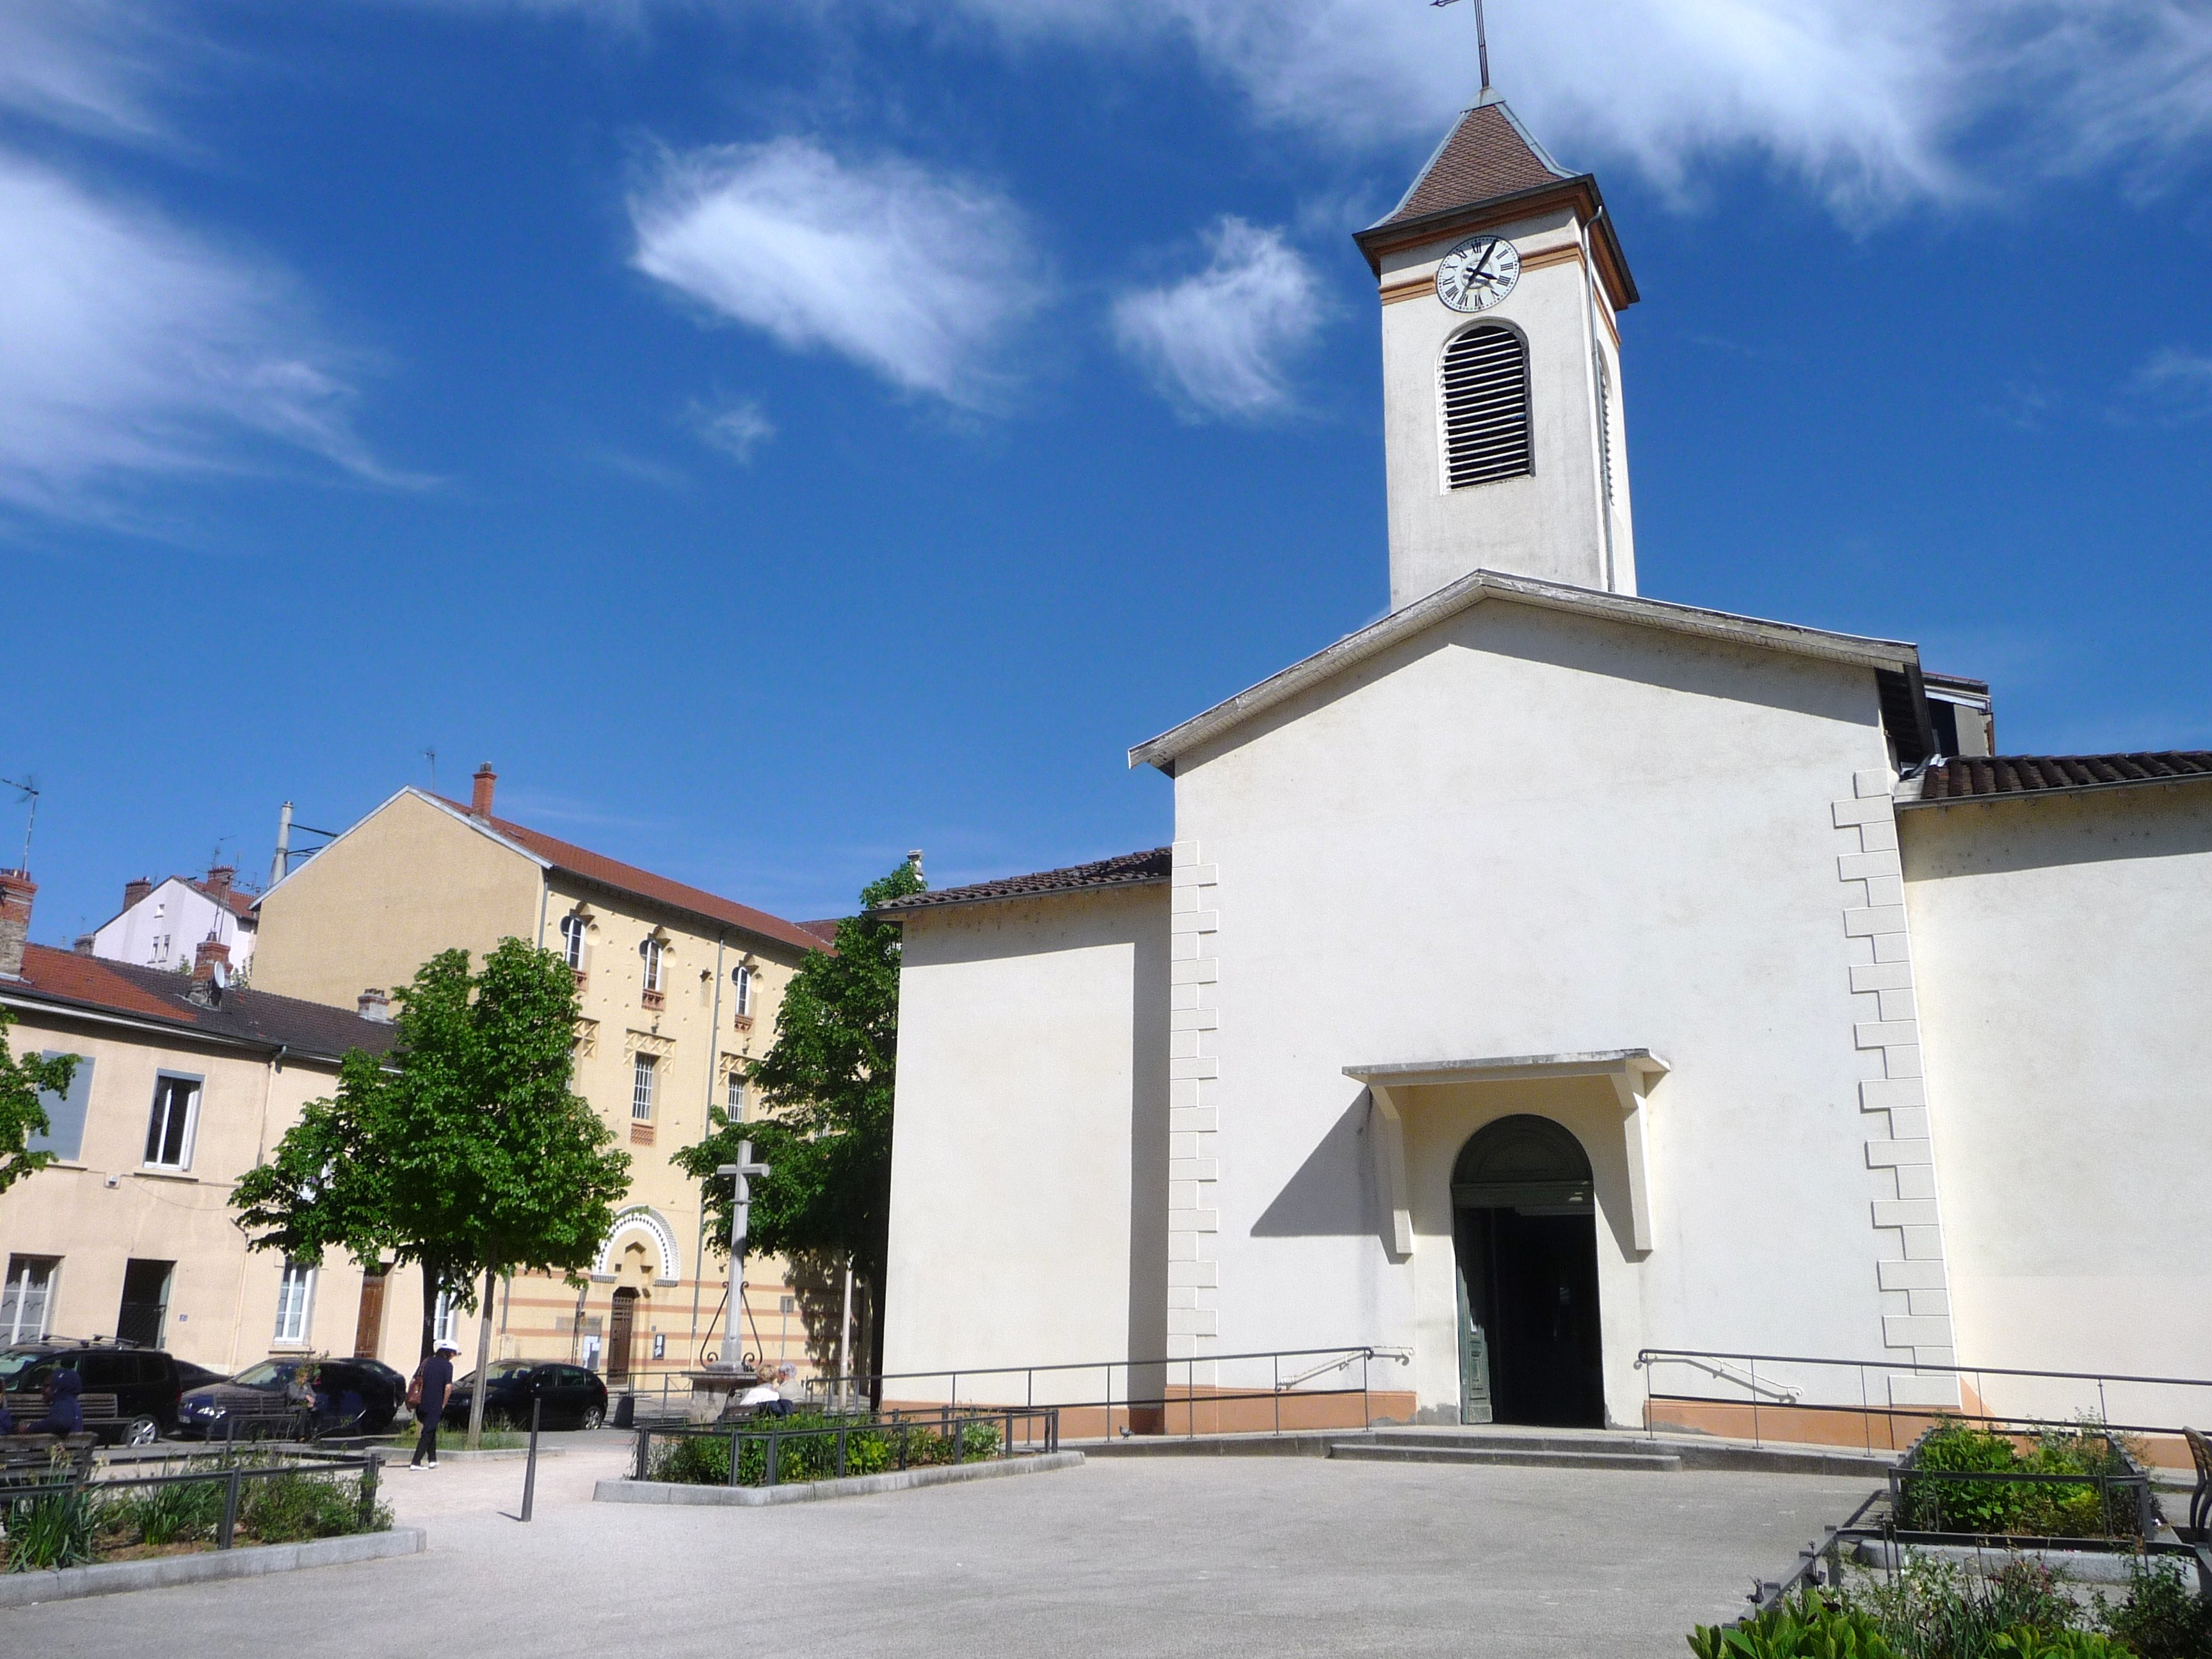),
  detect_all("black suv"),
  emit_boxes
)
[442,1360,608,1431]
[178,1357,406,1440]
[0,1340,184,1445]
